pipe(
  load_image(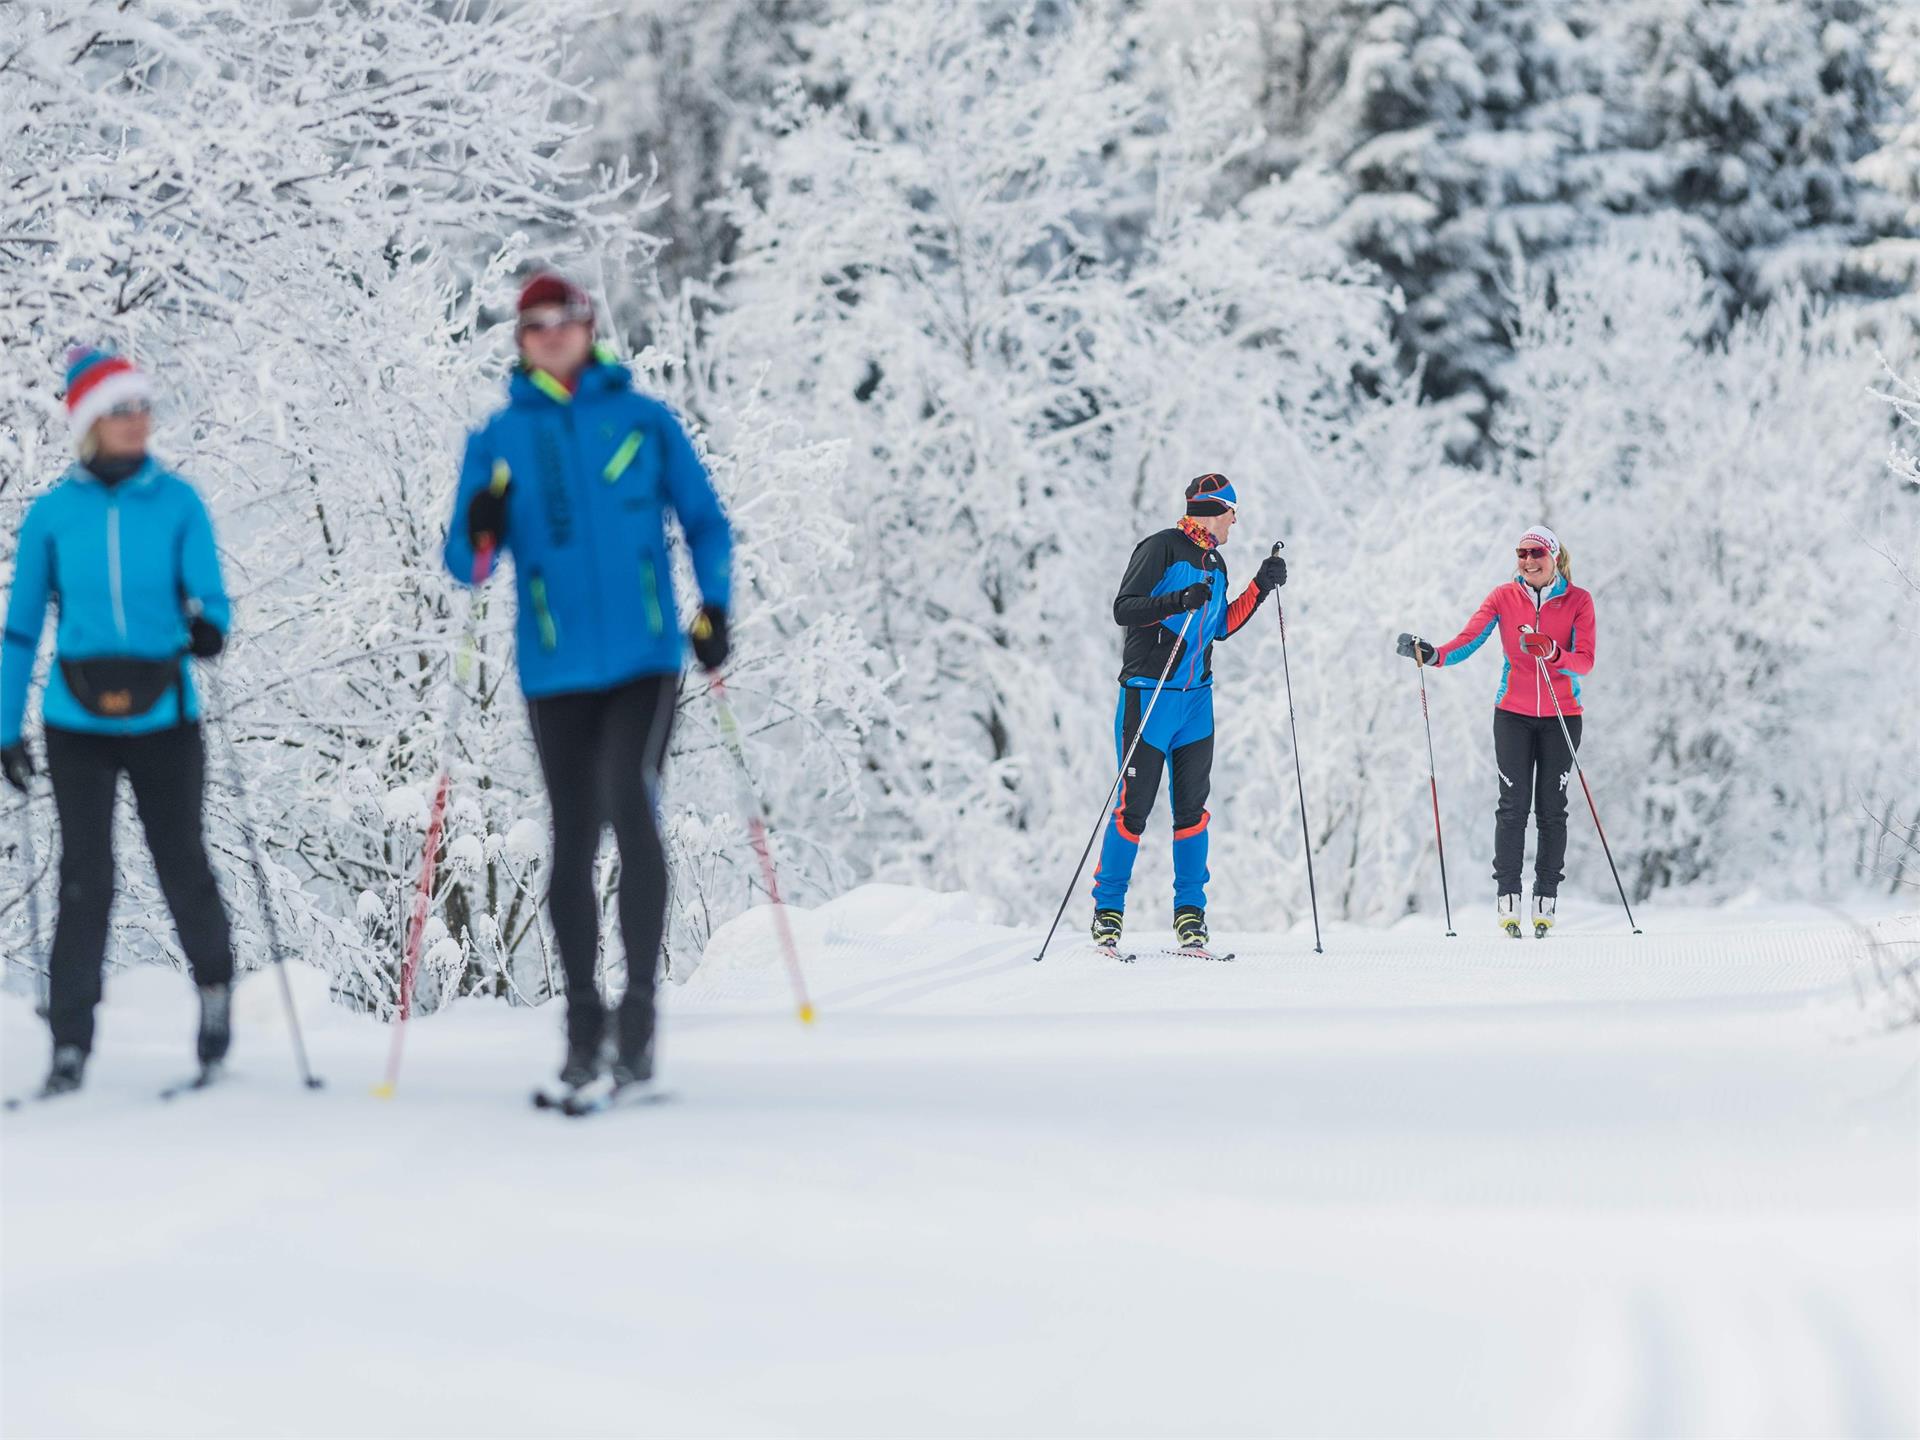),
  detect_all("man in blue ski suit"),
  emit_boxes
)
[1088,474,1286,953]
